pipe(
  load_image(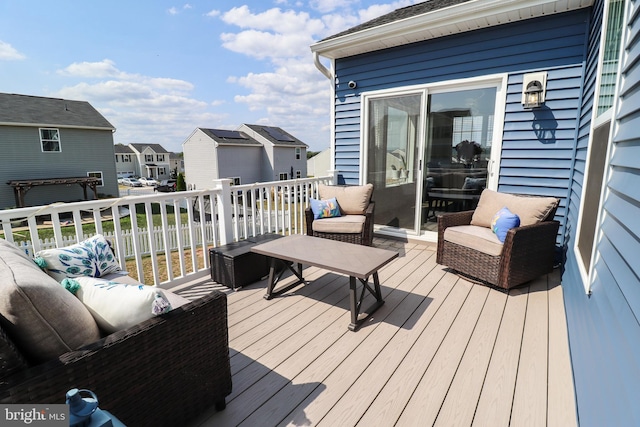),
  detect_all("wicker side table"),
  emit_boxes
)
[209,234,283,290]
